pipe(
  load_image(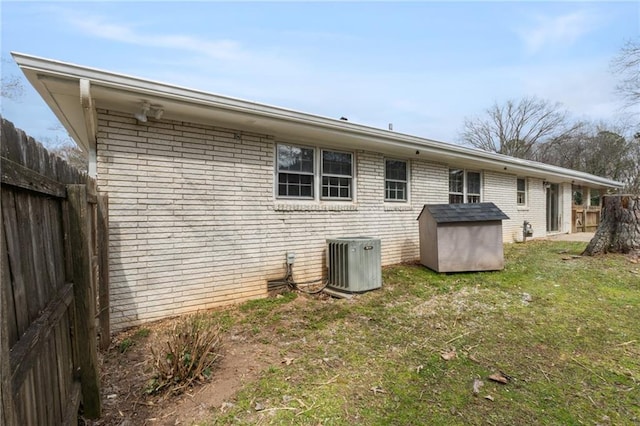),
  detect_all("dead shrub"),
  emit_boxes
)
[148,313,223,394]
